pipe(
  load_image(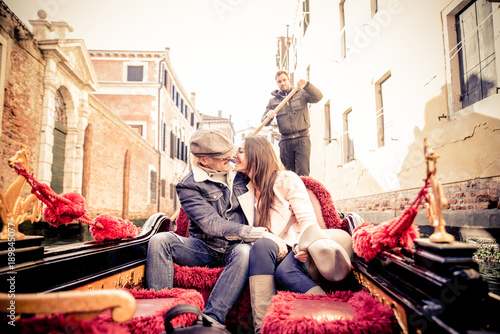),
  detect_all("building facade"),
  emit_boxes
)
[0,3,45,190]
[0,2,198,225]
[199,110,235,142]
[235,125,280,156]
[280,0,499,230]
[89,49,201,213]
